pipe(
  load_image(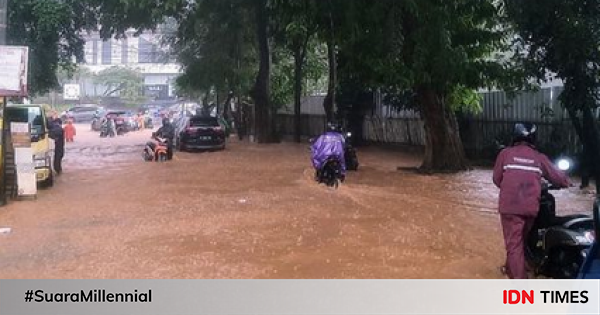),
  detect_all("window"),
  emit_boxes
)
[189,118,219,127]
[5,107,45,137]
[92,40,98,64]
[138,37,154,63]
[121,38,128,64]
[102,40,112,65]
